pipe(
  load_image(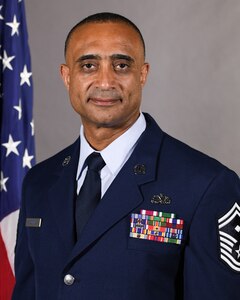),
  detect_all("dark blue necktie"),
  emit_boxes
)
[75,152,105,240]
